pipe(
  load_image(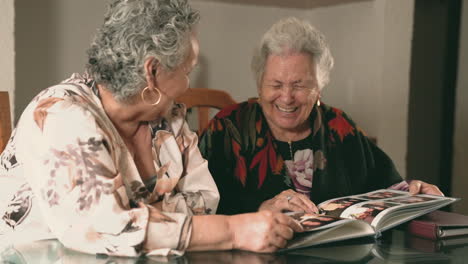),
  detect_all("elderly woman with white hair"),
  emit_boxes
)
[0,0,302,257]
[199,17,443,216]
